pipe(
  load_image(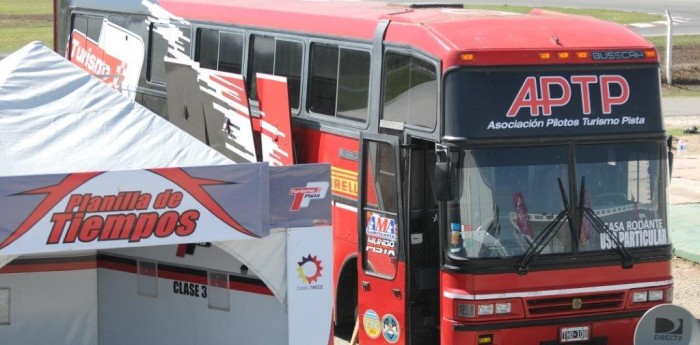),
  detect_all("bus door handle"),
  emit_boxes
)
[362,281,370,291]
[392,288,402,299]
